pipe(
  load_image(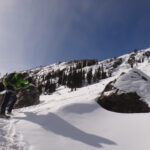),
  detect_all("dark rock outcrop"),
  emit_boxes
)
[113,58,122,68]
[15,85,40,108]
[128,53,136,68]
[98,76,150,113]
[144,51,150,58]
